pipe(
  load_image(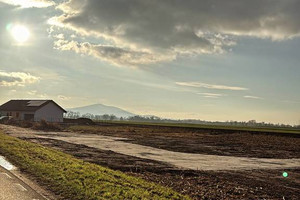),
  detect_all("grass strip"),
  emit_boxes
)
[89,120,300,135]
[0,131,189,200]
